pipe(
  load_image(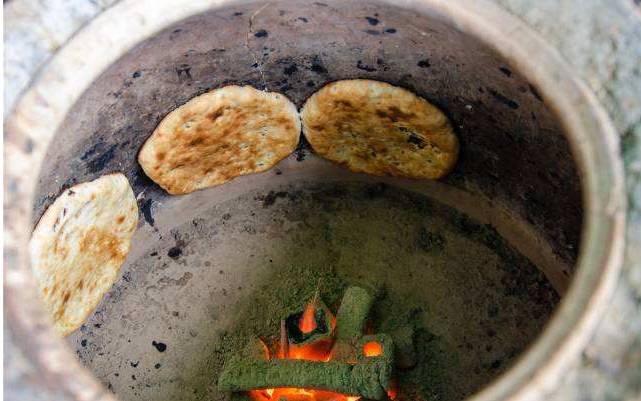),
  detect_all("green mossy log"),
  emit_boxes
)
[242,337,270,360]
[218,357,392,400]
[335,286,375,341]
